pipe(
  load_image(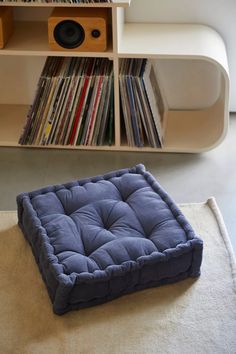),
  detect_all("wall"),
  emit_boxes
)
[126,0,236,112]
